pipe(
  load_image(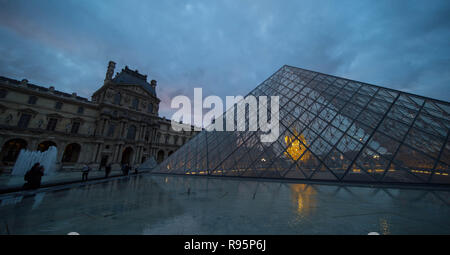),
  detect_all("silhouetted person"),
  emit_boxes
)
[105,164,112,178]
[25,165,44,189]
[82,164,90,181]
[134,166,138,175]
[24,163,40,189]
[124,164,130,176]
[121,164,126,176]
